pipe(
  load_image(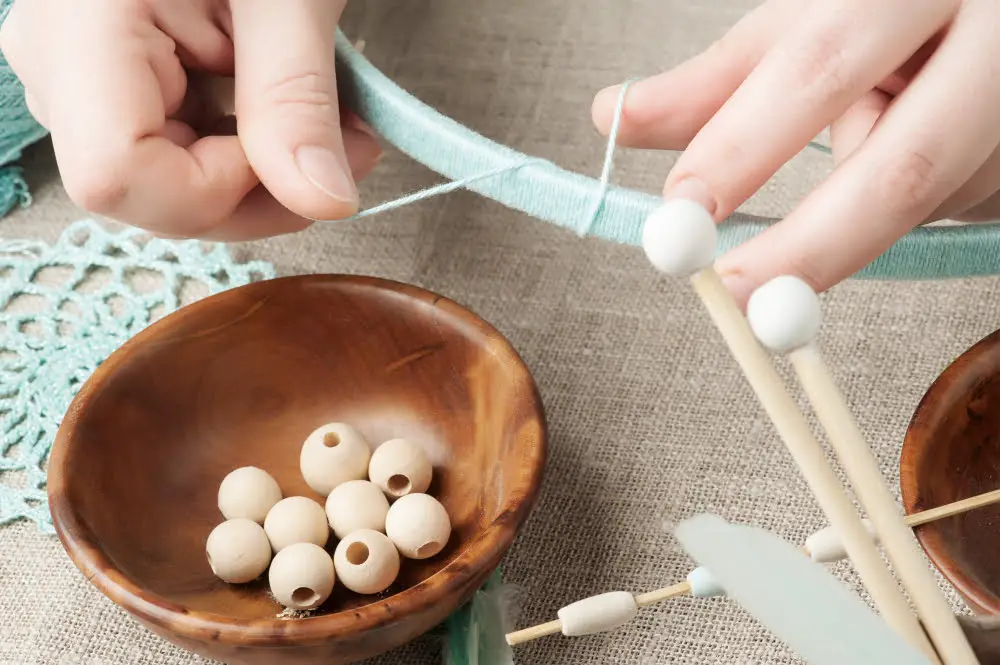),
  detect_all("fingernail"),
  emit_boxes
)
[294,145,358,203]
[719,269,752,310]
[665,177,717,216]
